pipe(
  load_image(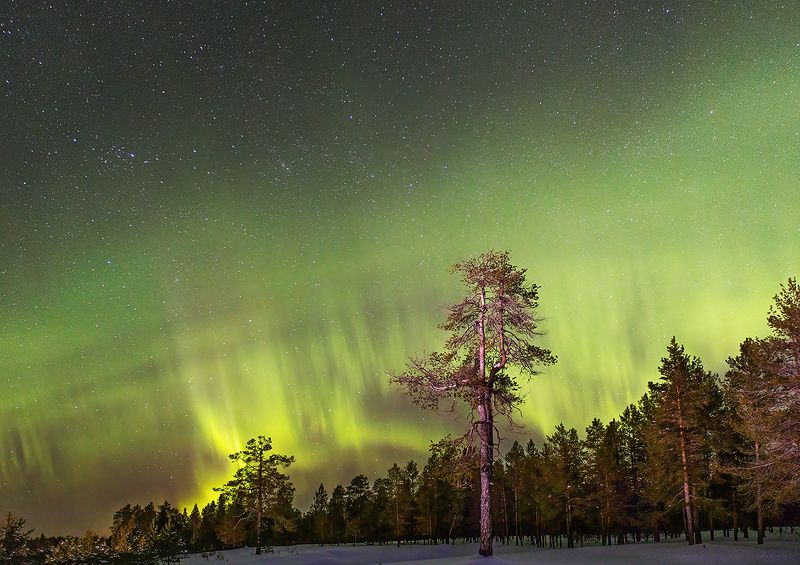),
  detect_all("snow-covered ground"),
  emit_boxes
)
[183,532,800,564]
